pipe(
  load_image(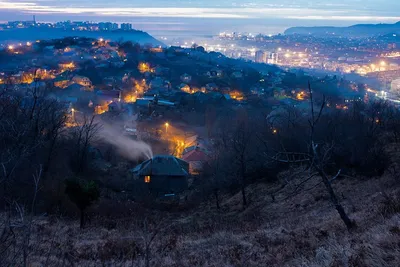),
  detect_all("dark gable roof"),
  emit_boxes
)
[132,155,189,176]
[96,90,121,98]
[181,147,208,162]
